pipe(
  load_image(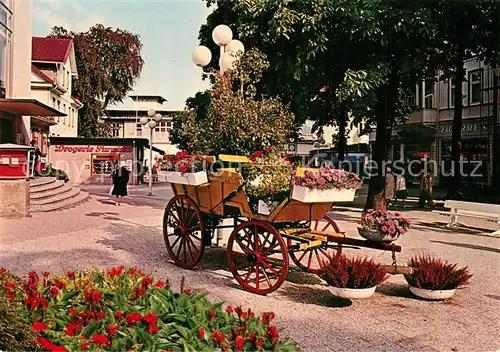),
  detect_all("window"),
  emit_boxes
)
[52,97,56,108]
[63,104,66,124]
[448,79,455,108]
[424,81,434,109]
[469,70,481,105]
[111,123,122,137]
[0,3,11,93]
[57,100,61,122]
[136,123,142,137]
[166,120,172,133]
